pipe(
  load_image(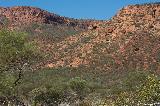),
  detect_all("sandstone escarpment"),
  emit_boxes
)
[0,6,92,28]
[37,3,160,73]
[113,3,160,30]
